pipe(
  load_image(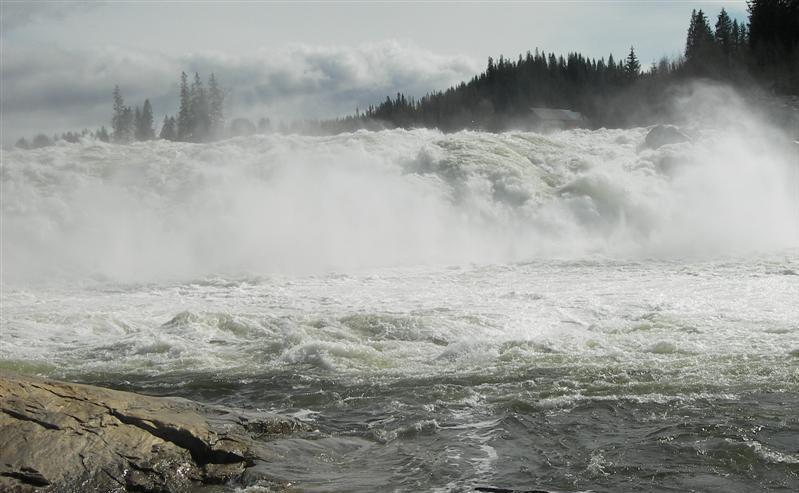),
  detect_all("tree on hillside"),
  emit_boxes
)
[188,73,209,142]
[714,8,734,59]
[120,106,134,142]
[208,73,224,139]
[111,85,133,143]
[136,99,155,140]
[159,115,177,141]
[747,0,799,92]
[133,106,142,139]
[96,126,110,142]
[177,72,191,141]
[32,134,52,148]
[685,9,716,72]
[624,46,641,81]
